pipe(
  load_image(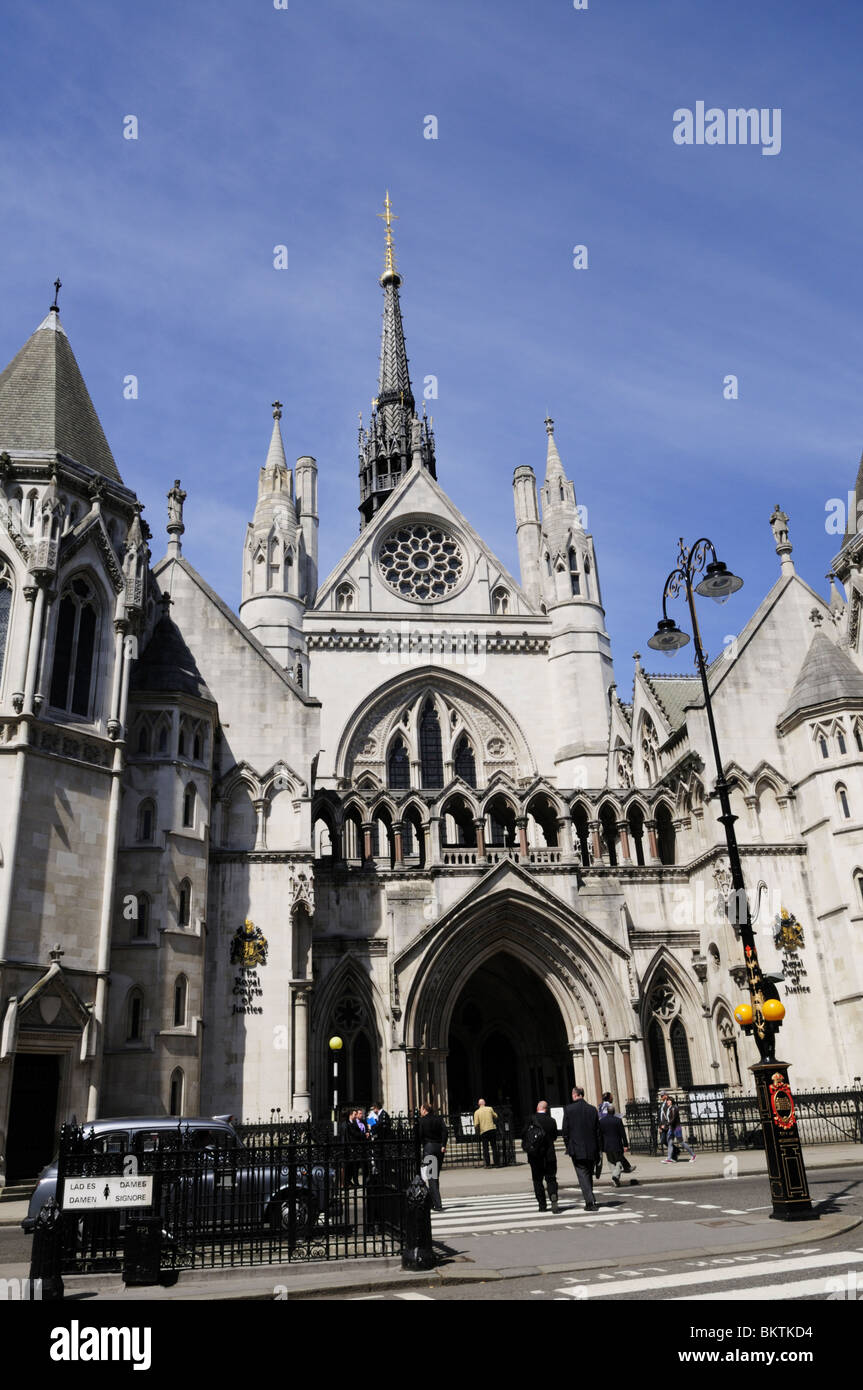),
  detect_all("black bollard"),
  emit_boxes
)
[123,1217,163,1286]
[28,1197,64,1301]
[401,1173,434,1270]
